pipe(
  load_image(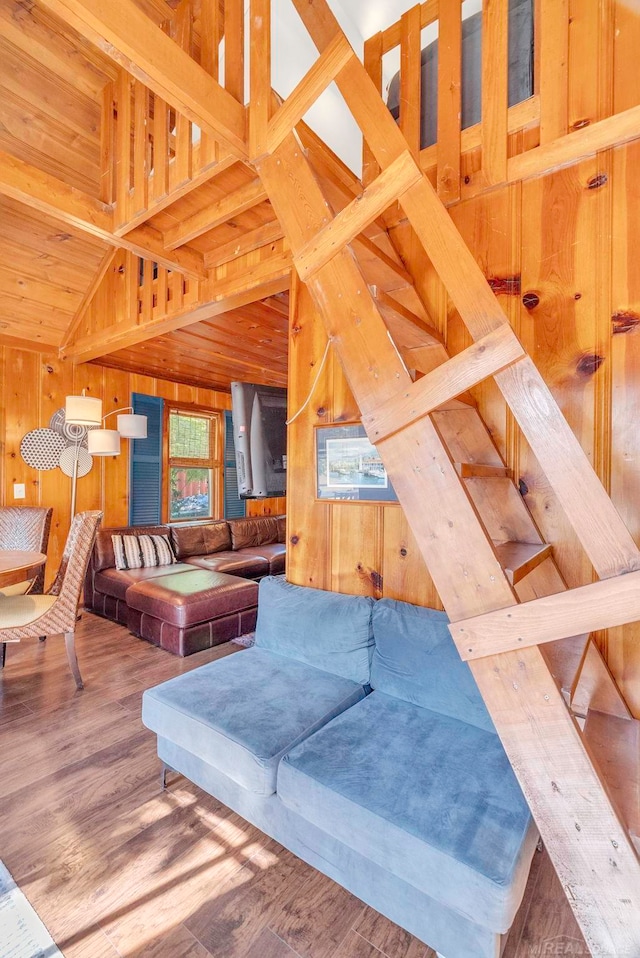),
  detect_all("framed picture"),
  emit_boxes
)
[315,423,398,502]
